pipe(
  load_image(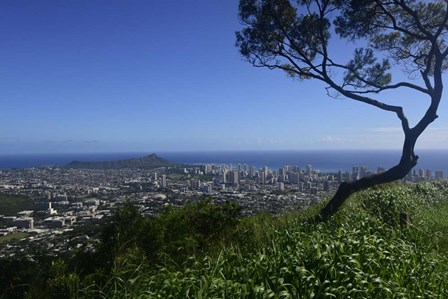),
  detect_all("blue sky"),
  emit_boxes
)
[1,0,447,154]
